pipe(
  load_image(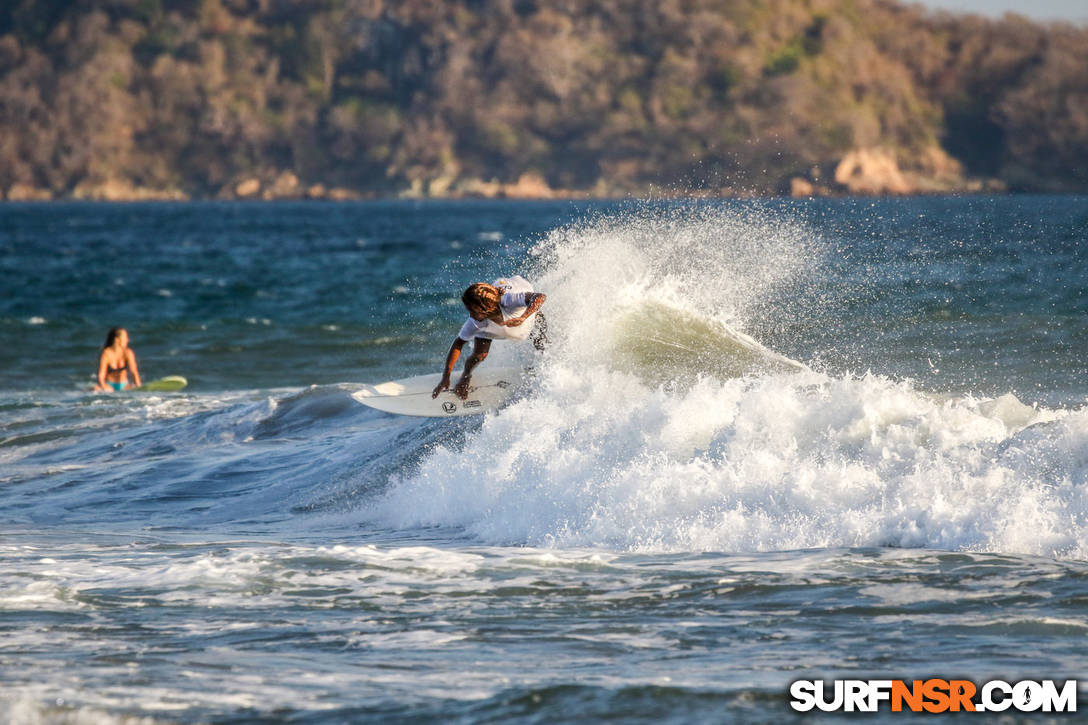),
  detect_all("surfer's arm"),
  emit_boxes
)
[499,292,546,327]
[432,338,467,398]
[127,349,141,388]
[95,352,110,392]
